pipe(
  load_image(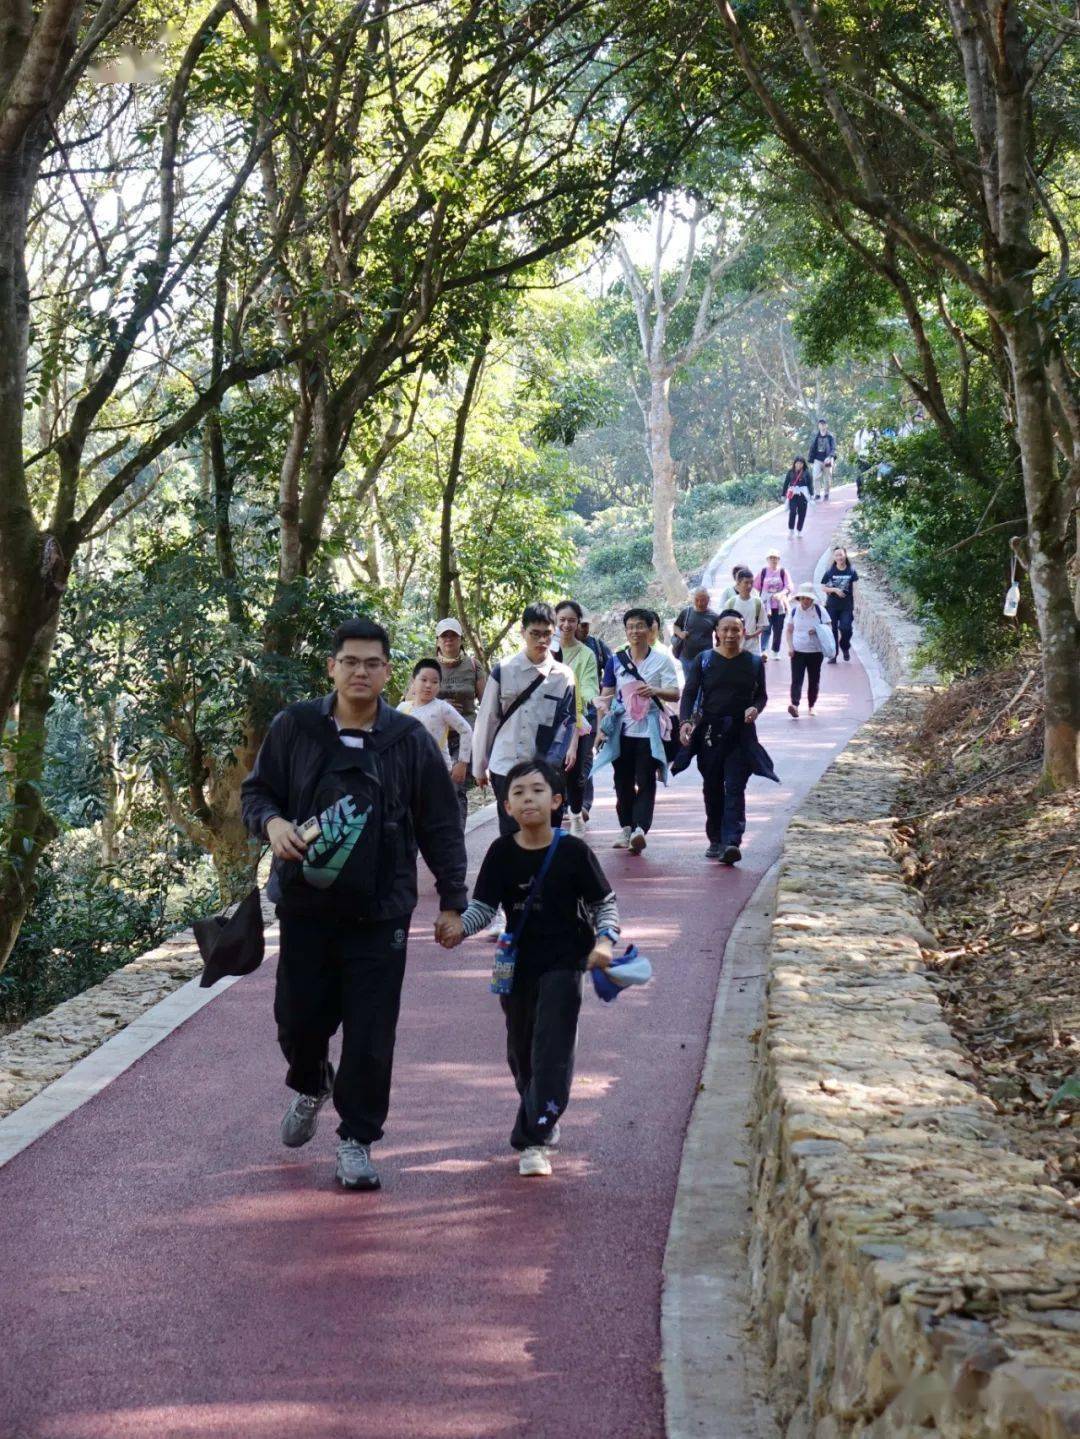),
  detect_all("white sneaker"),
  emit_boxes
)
[570,812,587,838]
[629,827,647,854]
[486,906,506,941]
[613,826,632,849]
[518,1146,552,1177]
